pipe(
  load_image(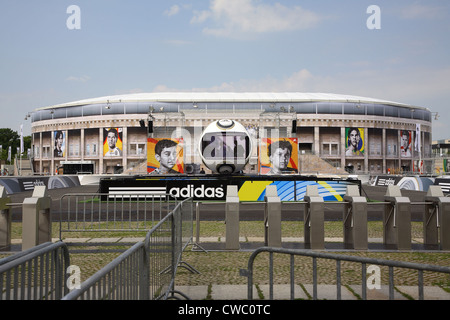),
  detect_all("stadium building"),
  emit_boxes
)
[28,92,433,176]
